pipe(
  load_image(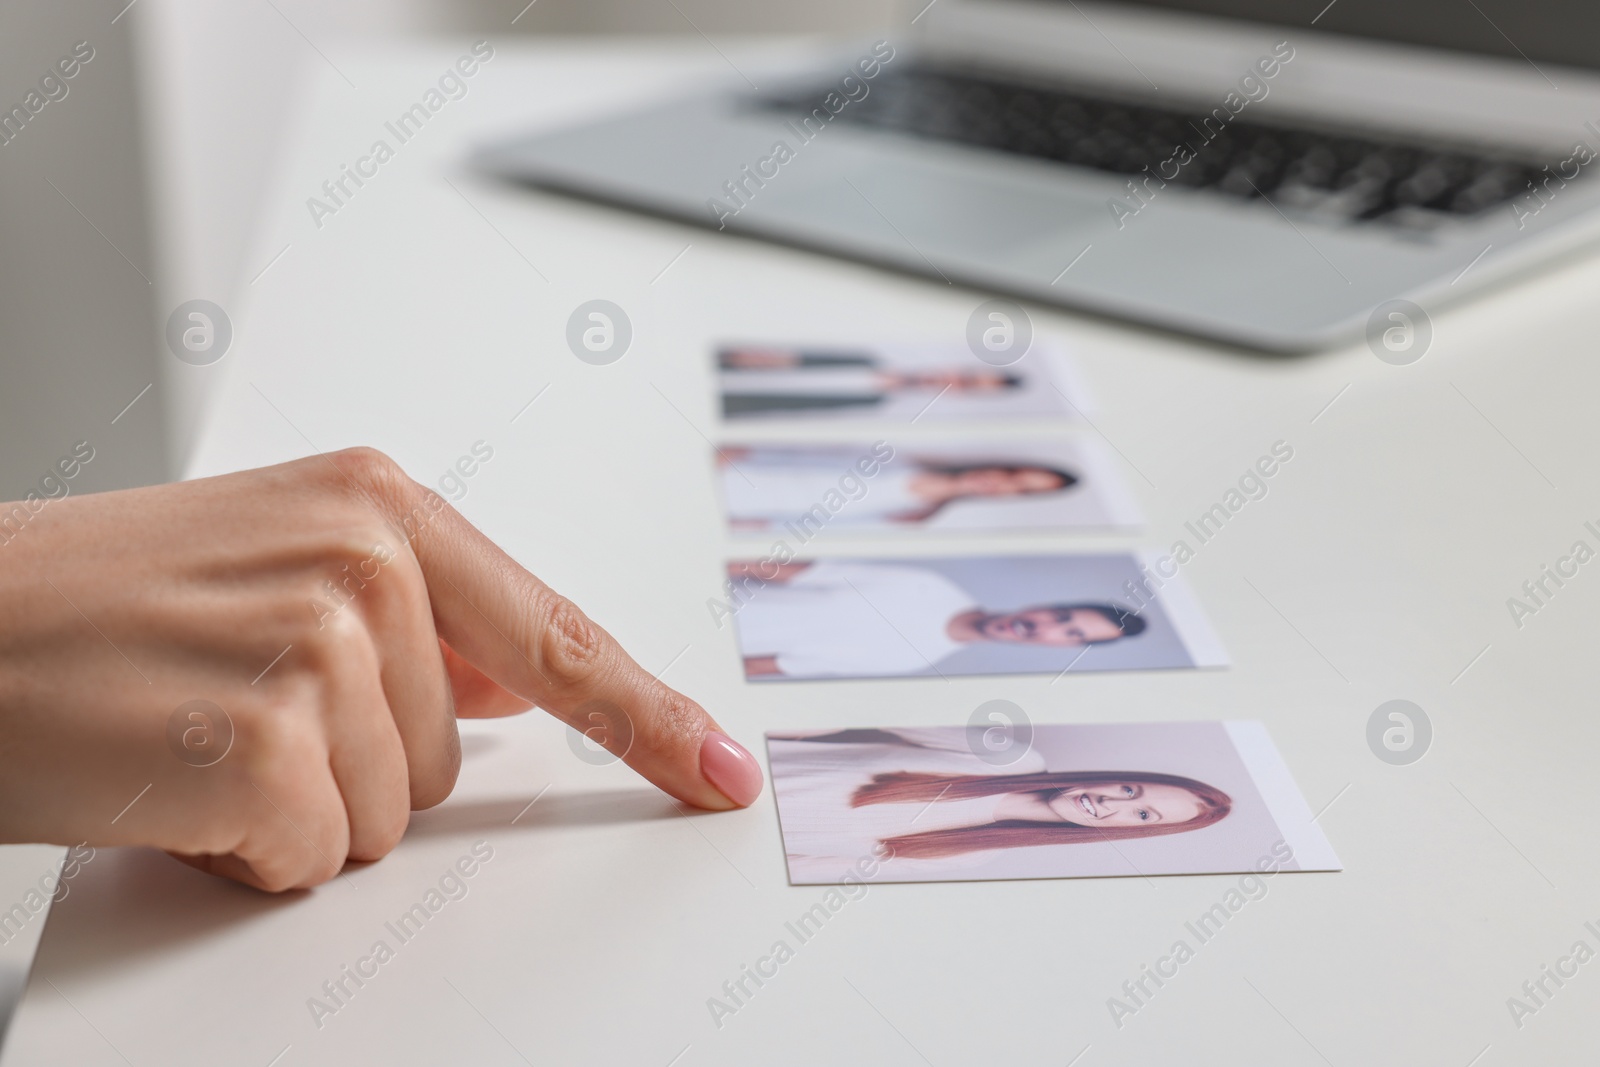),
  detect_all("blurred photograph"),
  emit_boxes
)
[727,553,1224,681]
[768,721,1340,884]
[716,438,1141,533]
[716,342,1083,422]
